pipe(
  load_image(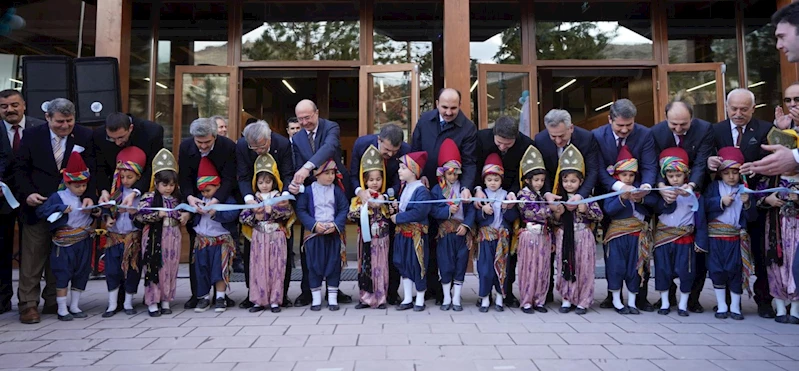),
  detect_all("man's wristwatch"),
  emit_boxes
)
[303,162,315,171]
